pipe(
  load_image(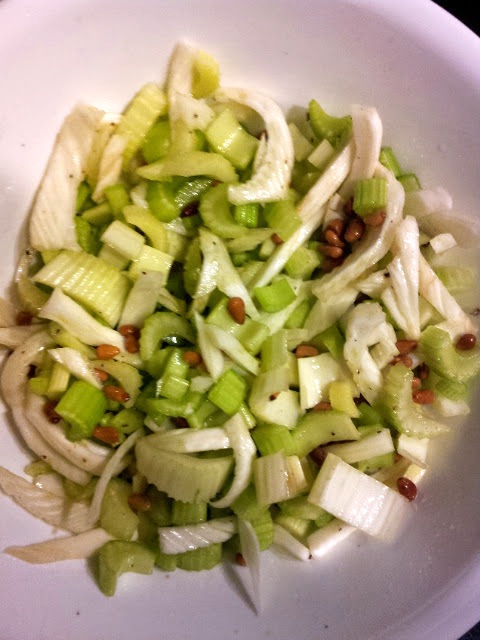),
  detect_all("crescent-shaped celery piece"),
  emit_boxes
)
[381,215,421,340]
[210,413,257,509]
[343,302,397,404]
[215,87,294,204]
[5,528,113,564]
[339,105,383,199]
[418,254,477,338]
[248,141,354,290]
[39,288,125,351]
[0,331,92,485]
[312,163,404,299]
[29,104,104,251]
[0,466,92,533]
